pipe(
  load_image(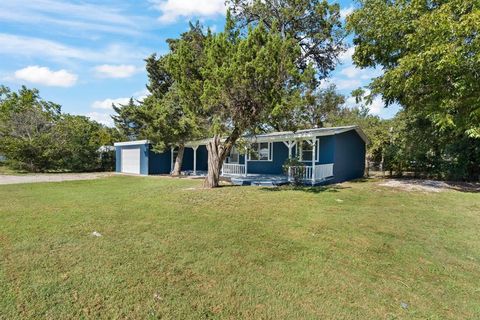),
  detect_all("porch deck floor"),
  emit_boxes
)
[227,174,290,186]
